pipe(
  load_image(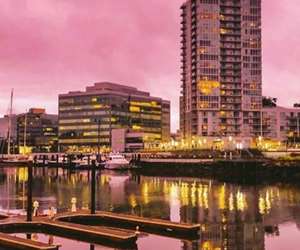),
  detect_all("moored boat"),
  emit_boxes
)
[105,153,130,170]
[0,155,29,165]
